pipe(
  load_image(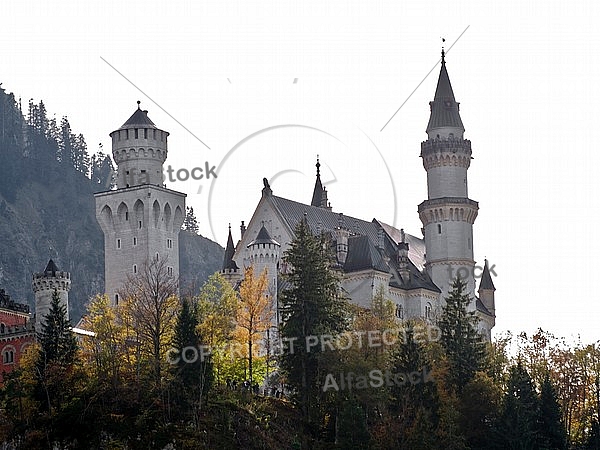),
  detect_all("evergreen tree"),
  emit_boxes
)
[437,277,486,393]
[35,289,78,413]
[496,361,539,449]
[279,219,348,444]
[336,397,371,449]
[37,289,77,368]
[389,321,442,448]
[537,372,567,449]
[90,146,115,189]
[171,298,212,423]
[182,206,199,234]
